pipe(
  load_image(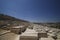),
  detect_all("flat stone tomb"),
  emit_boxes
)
[36,30,48,38]
[20,28,38,40]
[40,37,54,40]
[10,26,26,34]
